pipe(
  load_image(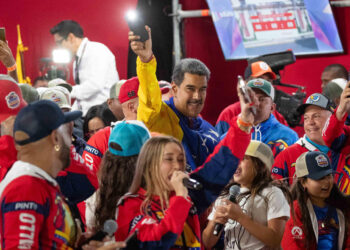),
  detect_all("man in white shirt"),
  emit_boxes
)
[50,20,119,115]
